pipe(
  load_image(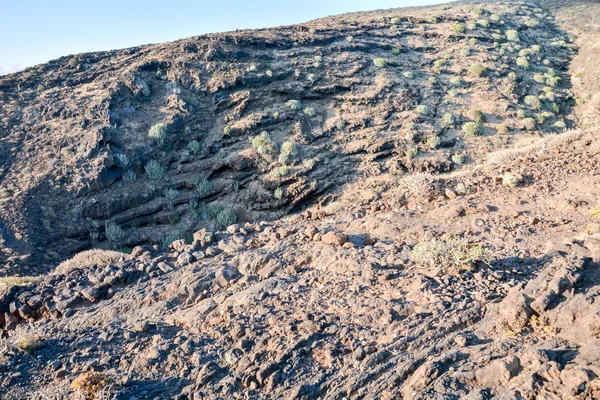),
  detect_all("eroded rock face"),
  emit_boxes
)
[0,0,576,276]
